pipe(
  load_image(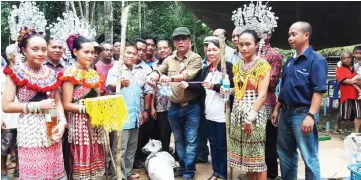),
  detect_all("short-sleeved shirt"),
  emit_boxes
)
[260,45,282,106]
[145,57,159,68]
[278,46,328,106]
[44,60,67,73]
[152,61,171,112]
[336,66,358,104]
[106,63,152,130]
[95,60,116,83]
[155,50,202,103]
